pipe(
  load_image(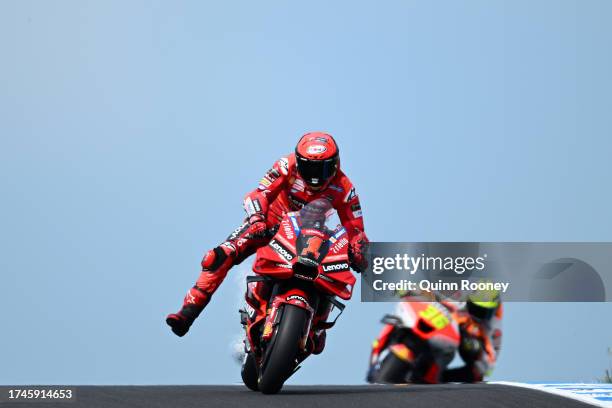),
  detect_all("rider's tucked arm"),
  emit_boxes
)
[334,178,369,271]
[243,157,290,222]
[334,181,366,240]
